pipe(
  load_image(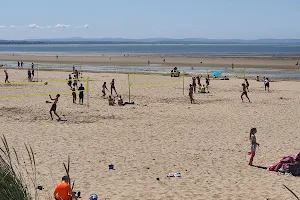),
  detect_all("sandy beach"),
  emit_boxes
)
[0,67,300,200]
[1,54,300,69]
